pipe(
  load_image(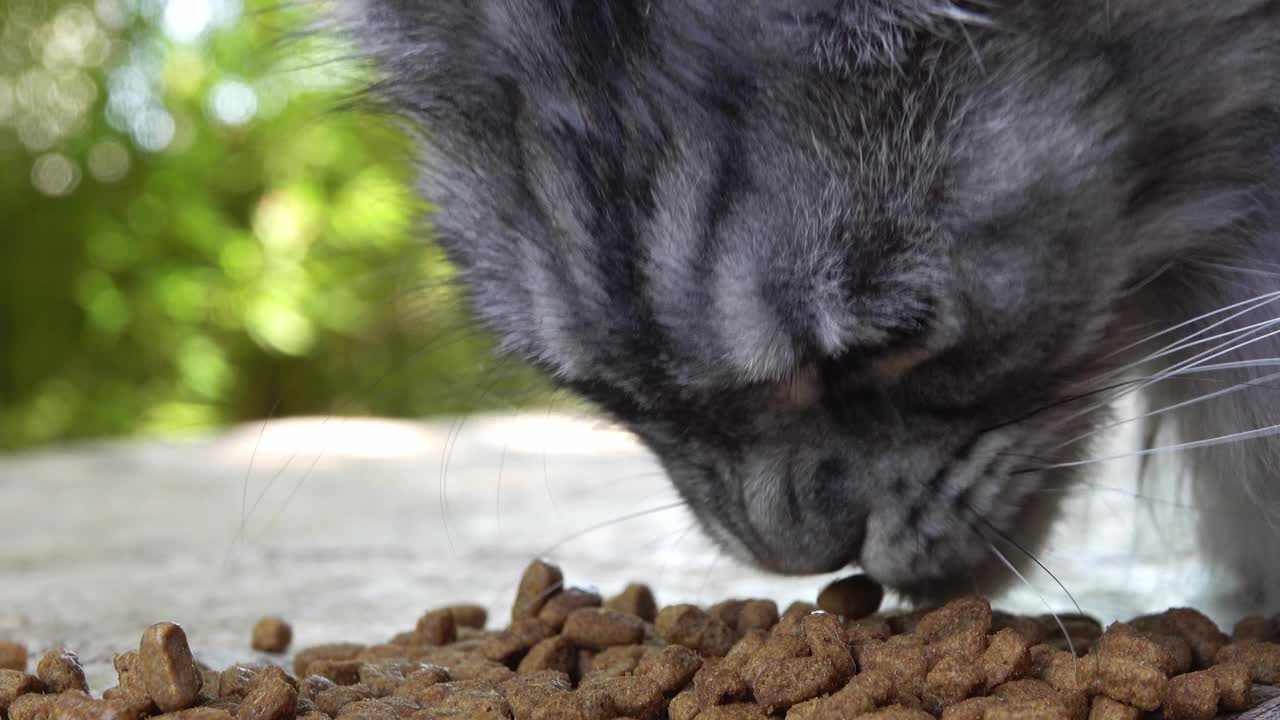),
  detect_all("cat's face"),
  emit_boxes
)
[344,1,1241,593]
